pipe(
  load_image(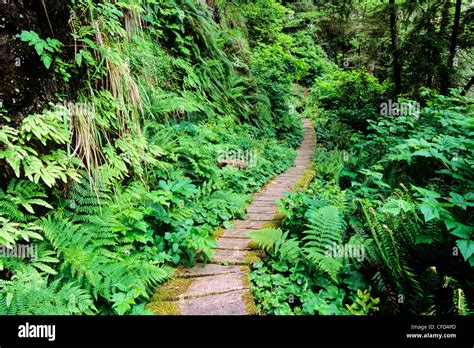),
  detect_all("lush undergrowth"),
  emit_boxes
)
[251,73,473,316]
[0,116,296,314]
[0,0,311,314]
[1,0,472,317]
[248,0,473,316]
